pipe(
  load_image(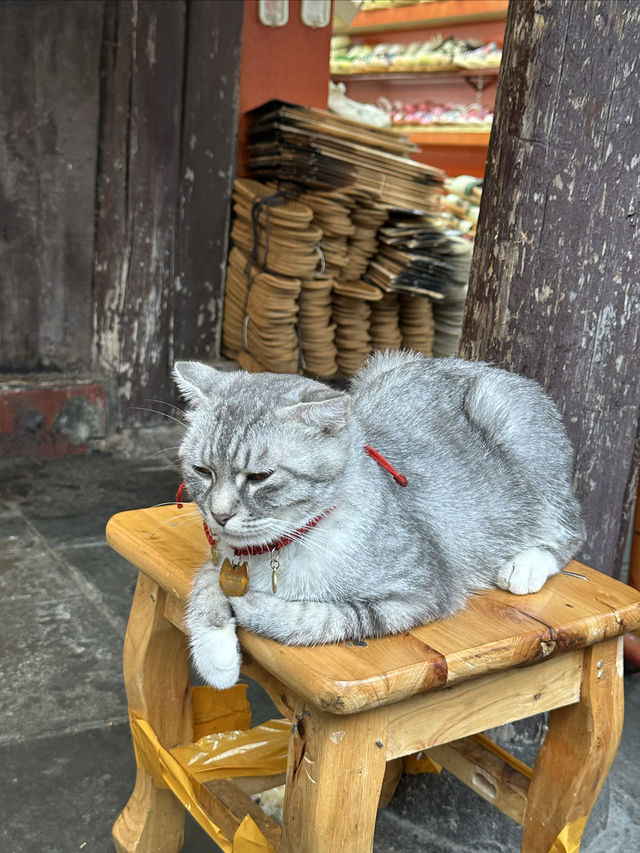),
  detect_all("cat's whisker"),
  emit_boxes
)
[145,398,187,417]
[147,445,182,458]
[147,509,202,538]
[129,406,187,428]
